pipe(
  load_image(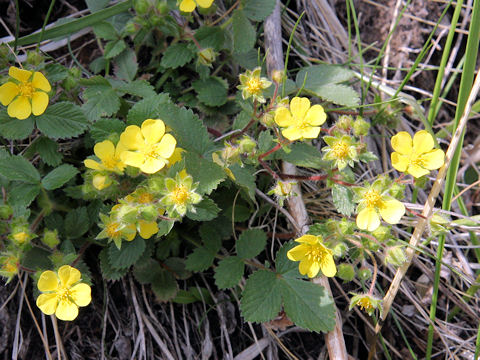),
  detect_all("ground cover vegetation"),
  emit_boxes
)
[0,0,479,358]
